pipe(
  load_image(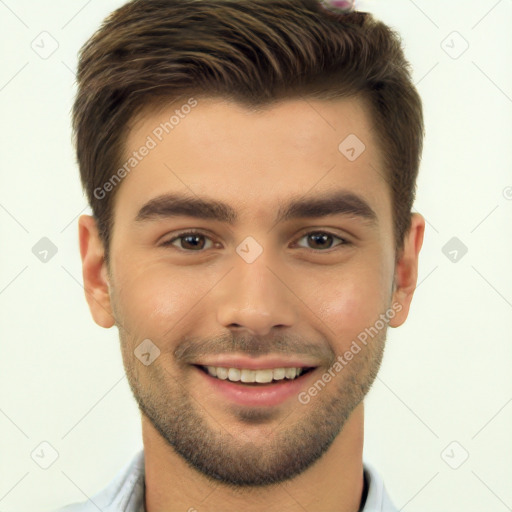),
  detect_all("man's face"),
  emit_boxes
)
[82,97,420,486]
